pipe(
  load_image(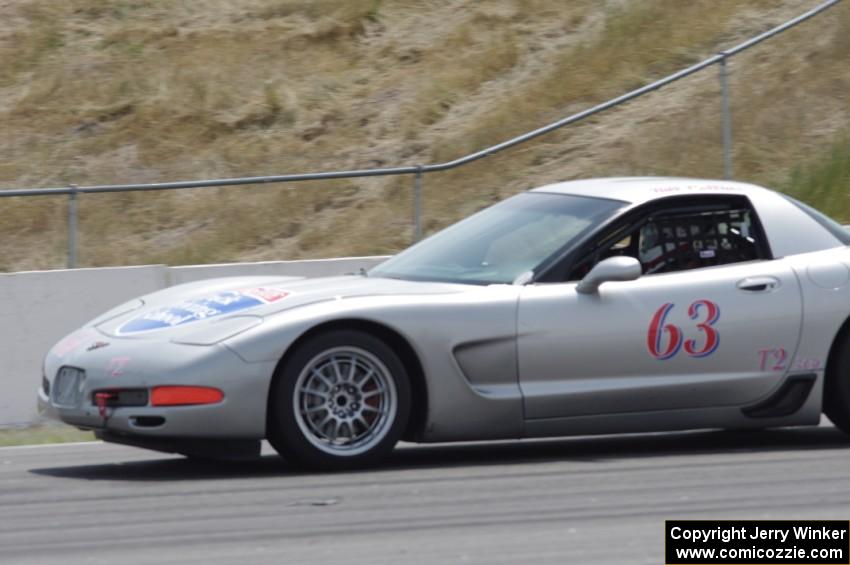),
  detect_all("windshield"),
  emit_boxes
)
[370,192,625,284]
